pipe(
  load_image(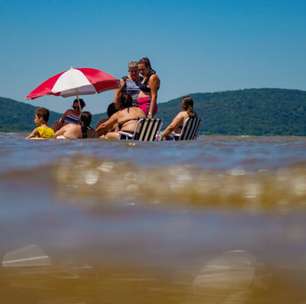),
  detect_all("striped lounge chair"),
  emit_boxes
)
[119,118,163,141]
[174,116,201,140]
